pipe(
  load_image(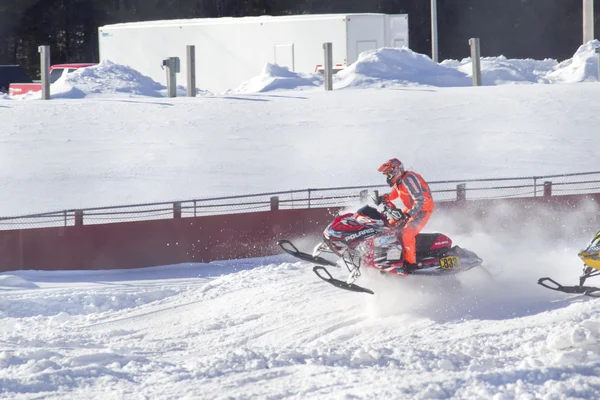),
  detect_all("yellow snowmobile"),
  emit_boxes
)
[538,231,600,297]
